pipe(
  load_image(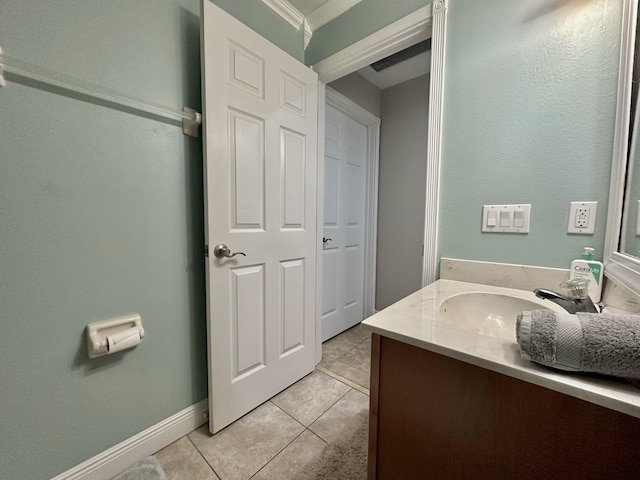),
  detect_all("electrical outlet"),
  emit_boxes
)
[568,201,597,234]
[575,207,589,228]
